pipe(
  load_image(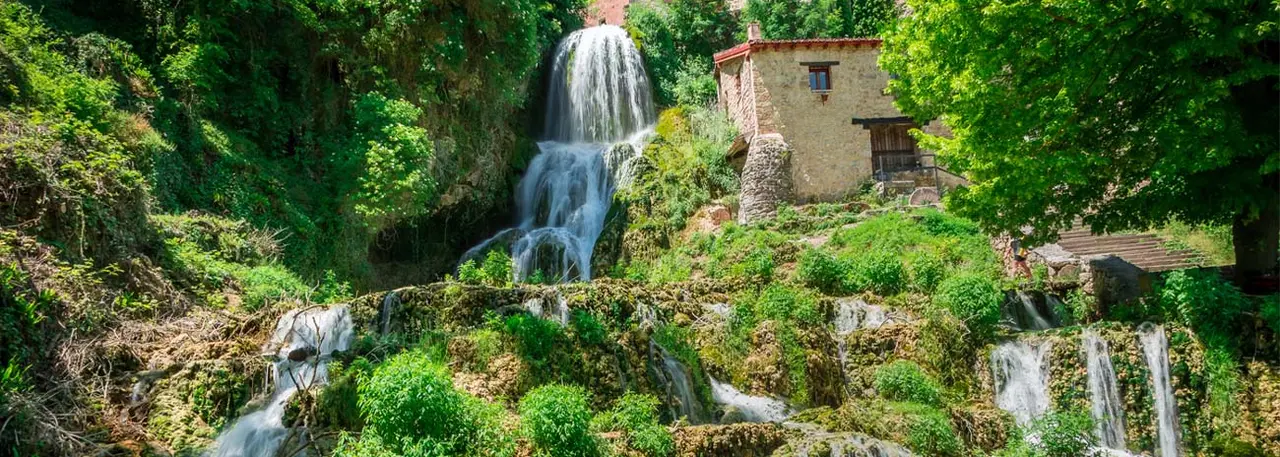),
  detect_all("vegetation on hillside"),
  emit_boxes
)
[881,0,1280,282]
